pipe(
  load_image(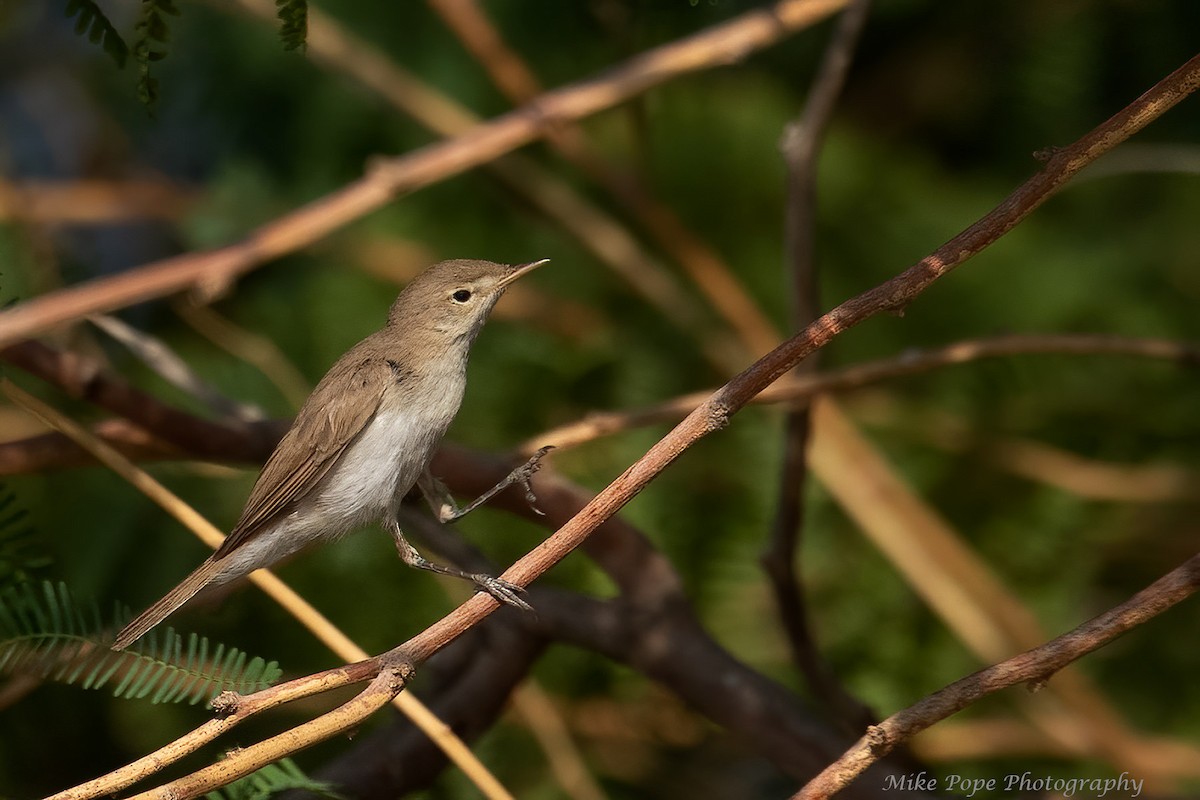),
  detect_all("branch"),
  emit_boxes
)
[792,551,1200,800]
[769,0,873,729]
[128,668,408,800]
[0,339,281,462]
[3,333,1196,478]
[0,179,197,223]
[0,0,846,348]
[520,332,1200,453]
